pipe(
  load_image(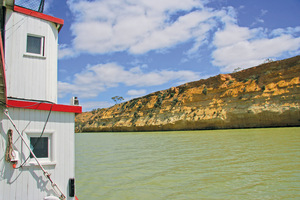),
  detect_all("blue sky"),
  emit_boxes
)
[44,0,300,111]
